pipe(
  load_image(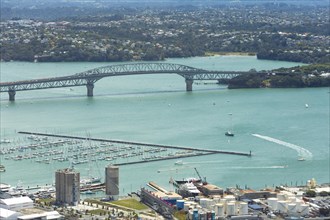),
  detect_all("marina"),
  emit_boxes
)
[18,131,252,156]
[0,131,253,167]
